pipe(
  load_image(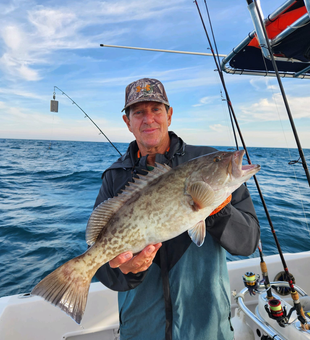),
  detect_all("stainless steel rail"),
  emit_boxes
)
[235,282,308,340]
